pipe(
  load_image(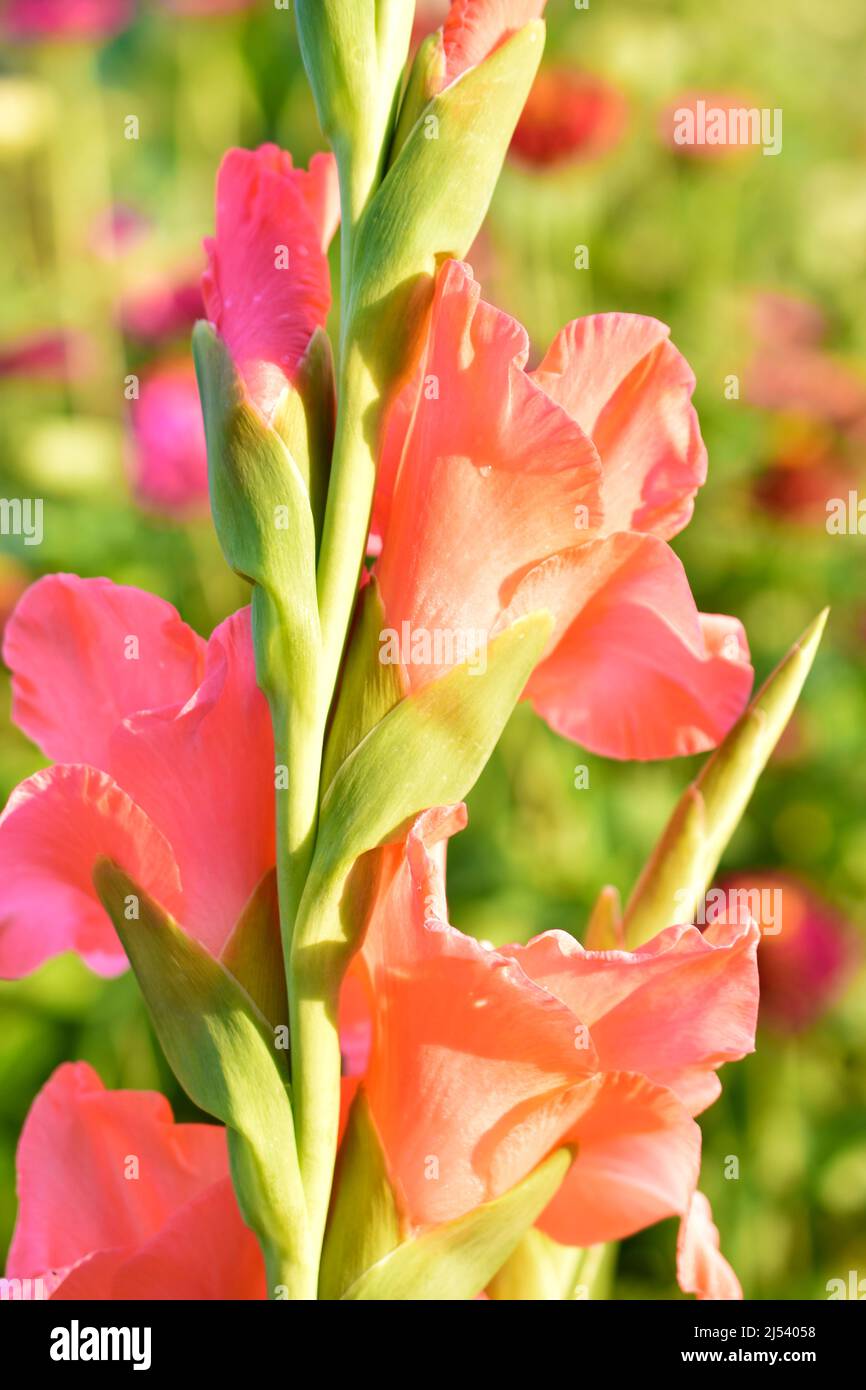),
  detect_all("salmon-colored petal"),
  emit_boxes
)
[201,144,338,421]
[441,0,546,88]
[375,260,601,685]
[3,574,205,771]
[539,1071,701,1245]
[507,532,752,759]
[8,1063,230,1279]
[677,1190,743,1300]
[0,766,183,979]
[354,806,598,1229]
[108,608,275,956]
[51,1180,266,1301]
[508,918,760,1114]
[532,314,707,540]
